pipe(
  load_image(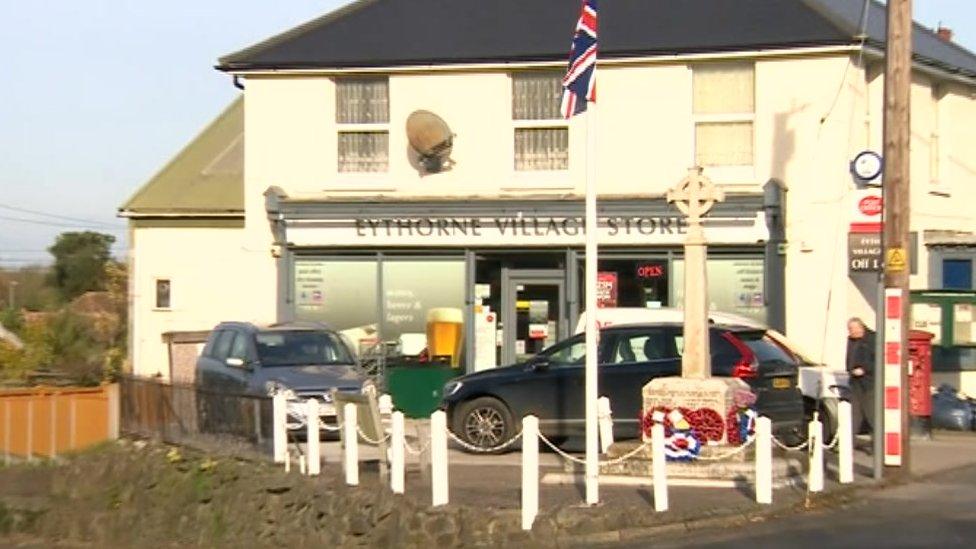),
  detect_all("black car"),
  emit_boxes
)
[195,321,366,431]
[442,322,804,451]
